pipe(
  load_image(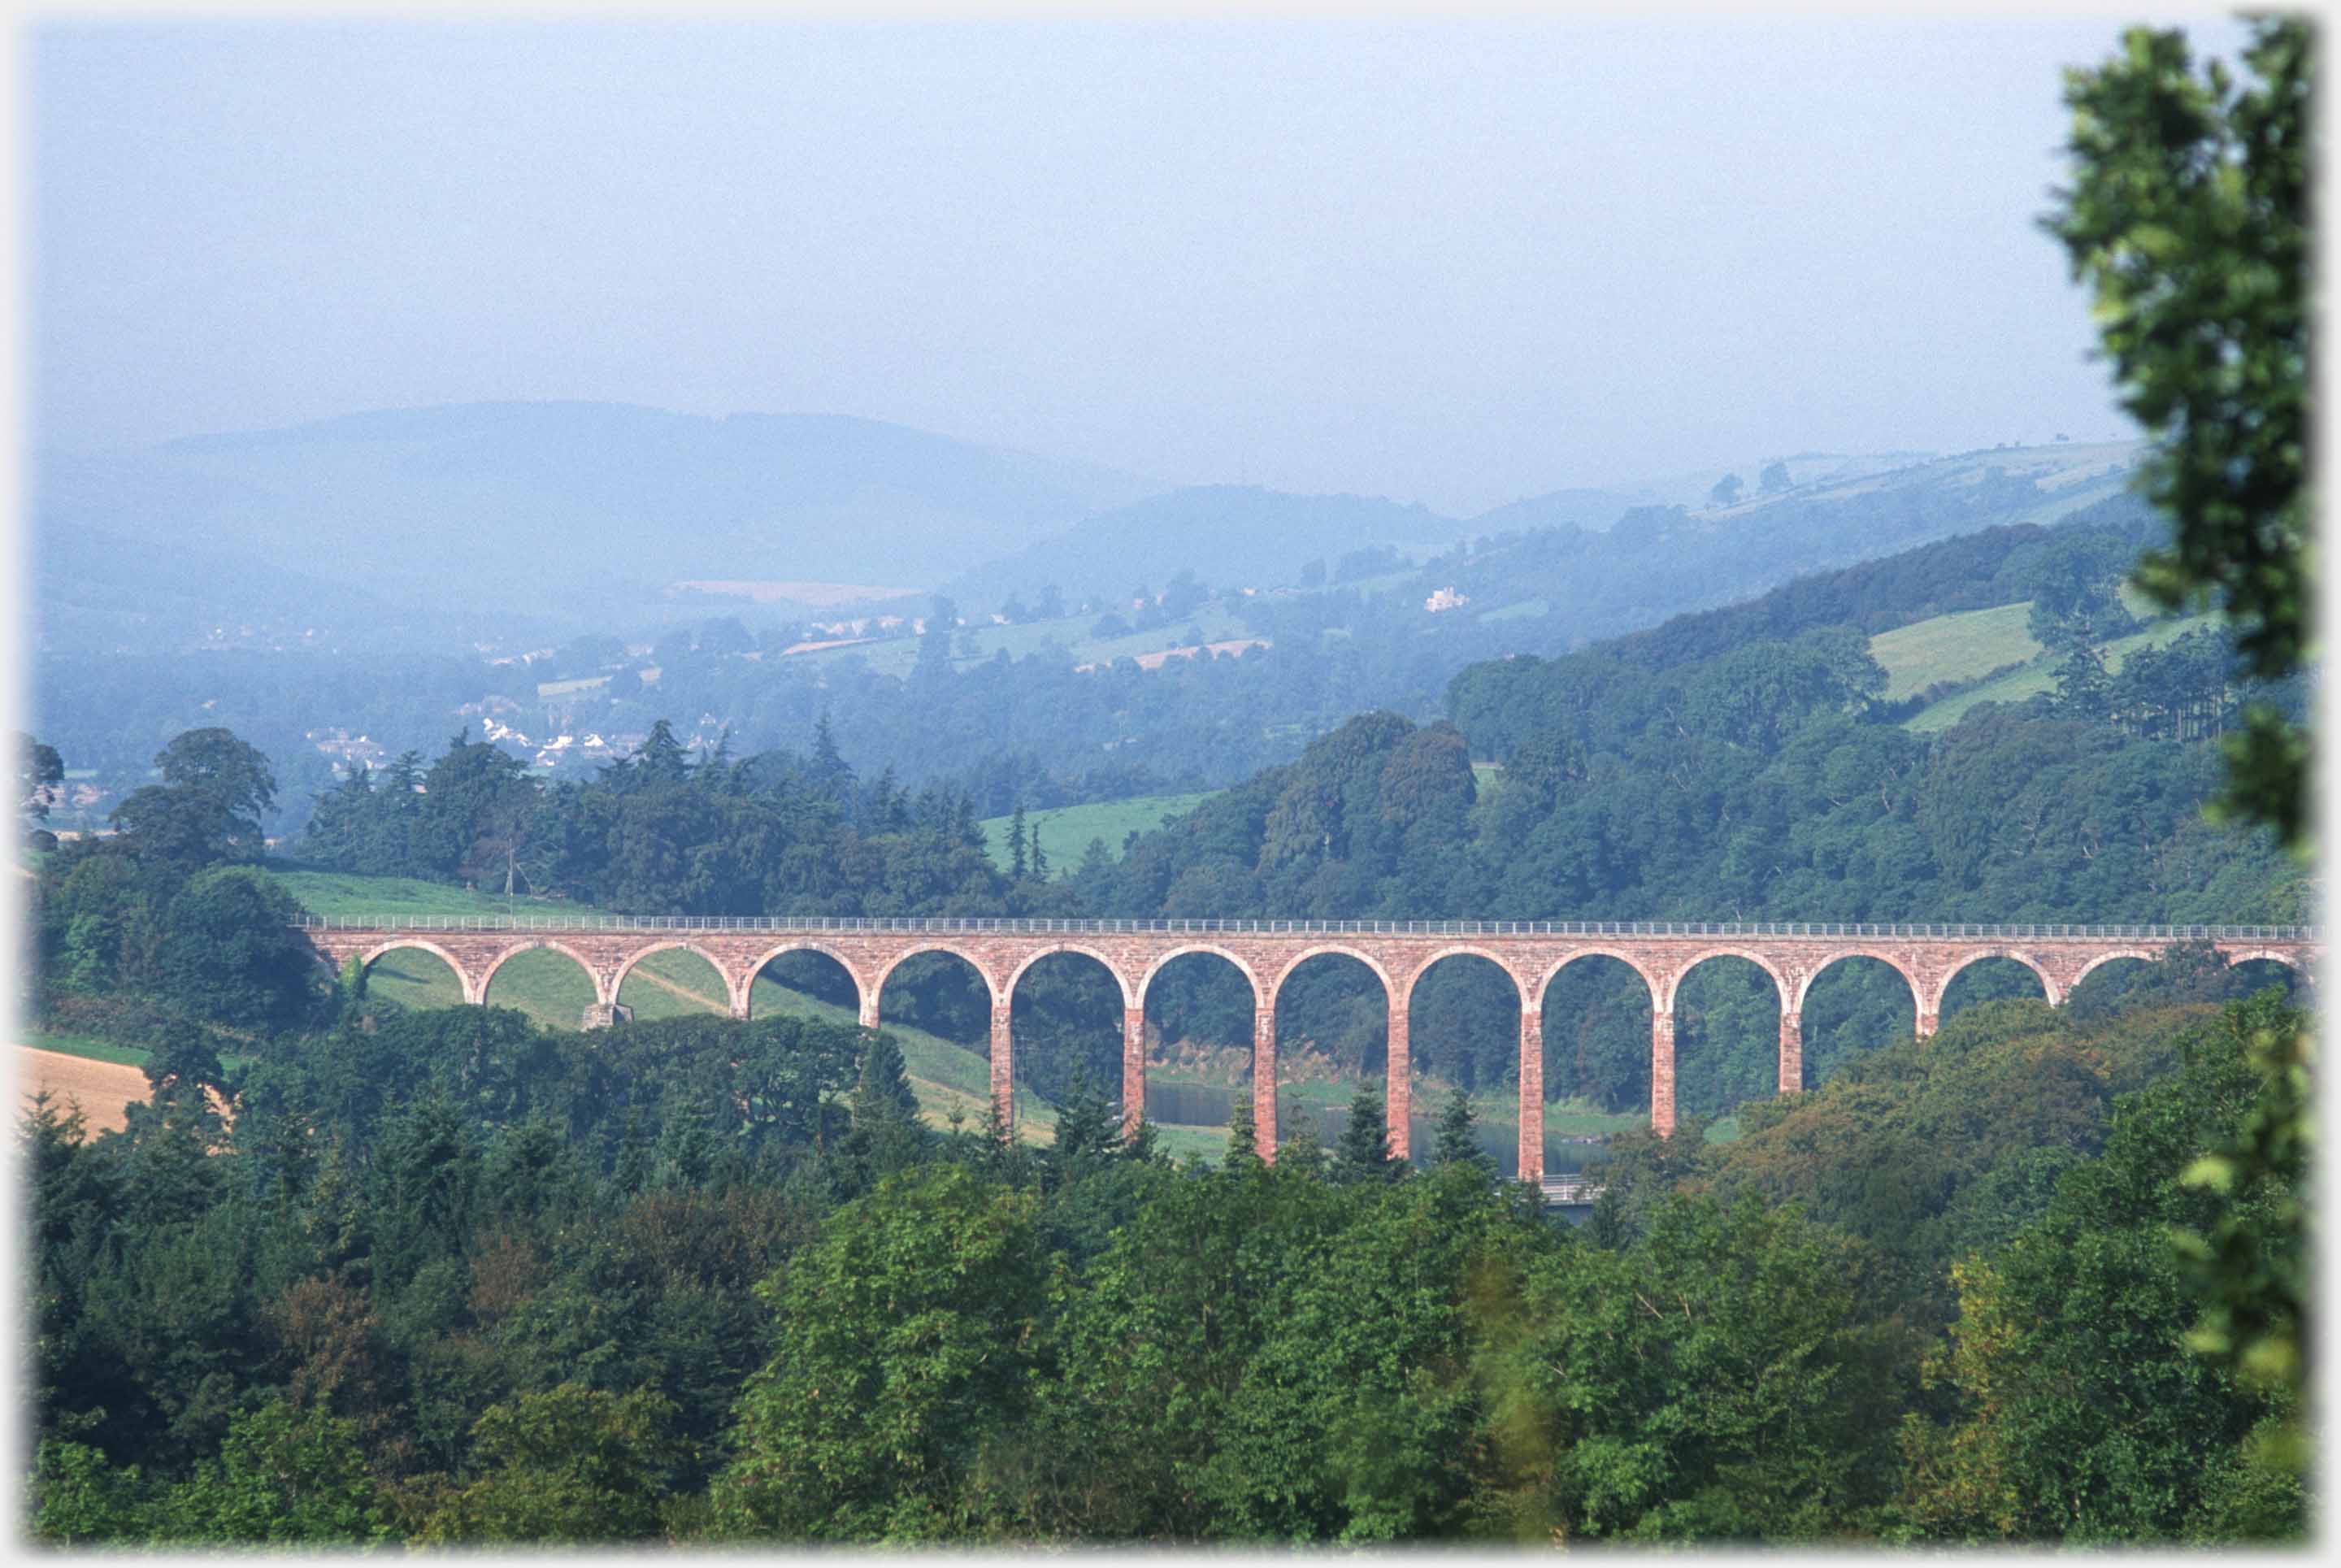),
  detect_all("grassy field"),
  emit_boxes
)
[979,793,1217,870]
[25,1028,253,1075]
[25,1028,156,1070]
[1476,597,1549,623]
[267,867,589,922]
[784,602,1256,680]
[1905,610,2221,733]
[1869,601,2041,701]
